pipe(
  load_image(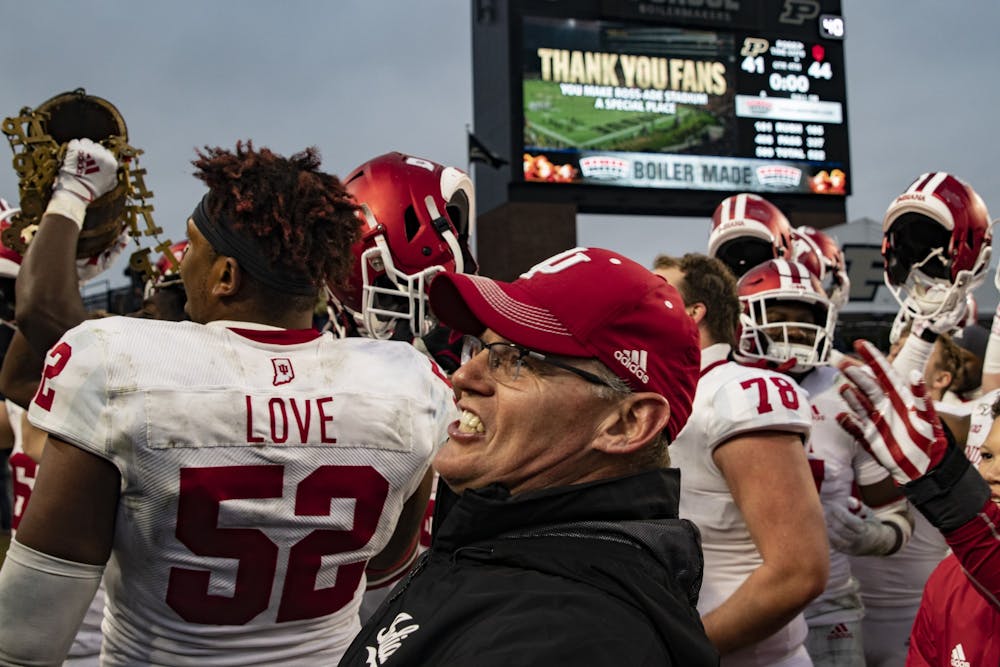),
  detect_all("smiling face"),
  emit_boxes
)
[979,417,1000,506]
[433,329,621,495]
[764,301,818,346]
